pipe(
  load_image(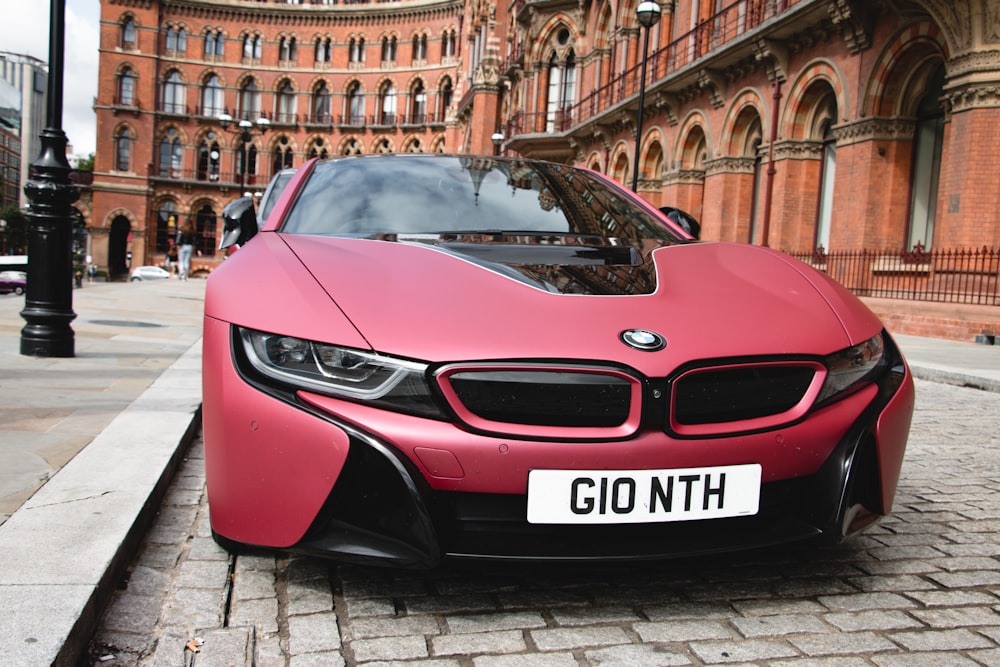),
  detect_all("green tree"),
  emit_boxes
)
[75,152,95,172]
[0,205,28,255]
